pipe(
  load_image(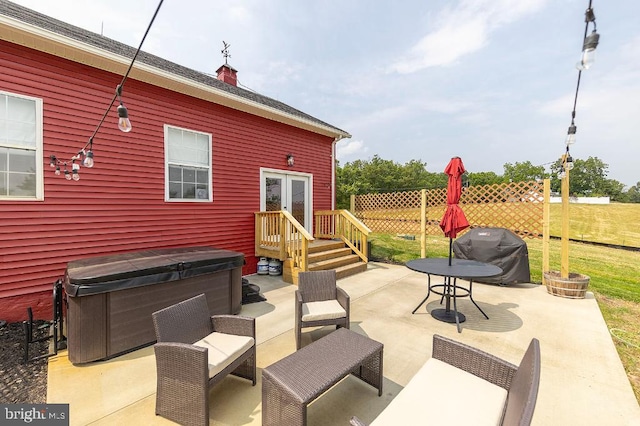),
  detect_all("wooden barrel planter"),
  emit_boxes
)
[543,271,590,299]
